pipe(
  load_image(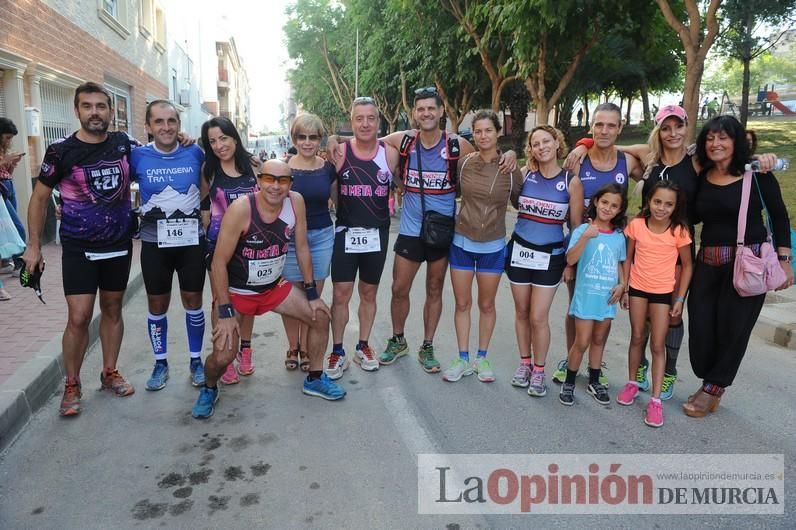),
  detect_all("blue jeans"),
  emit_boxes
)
[1,181,26,243]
